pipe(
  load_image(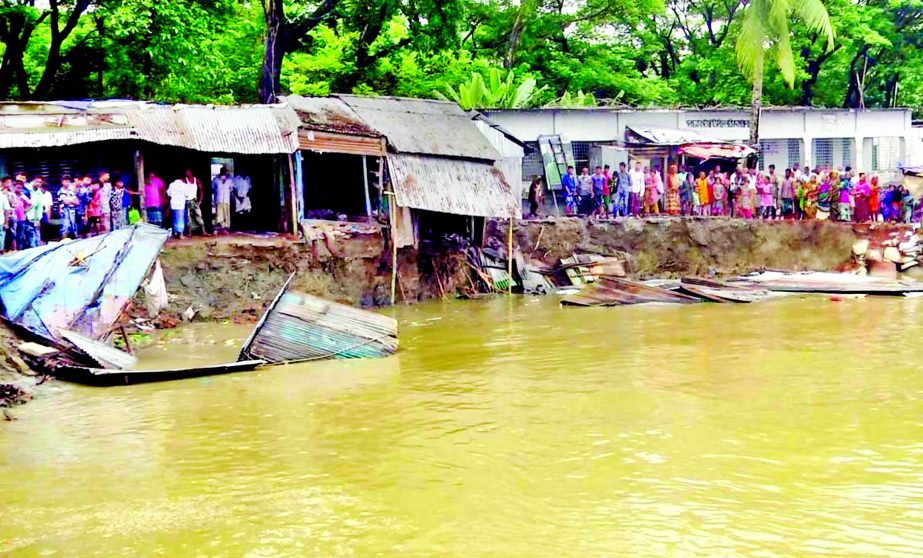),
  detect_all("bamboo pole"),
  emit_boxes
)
[507,215,513,295]
[388,191,398,305]
[134,149,146,221]
[287,153,298,235]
